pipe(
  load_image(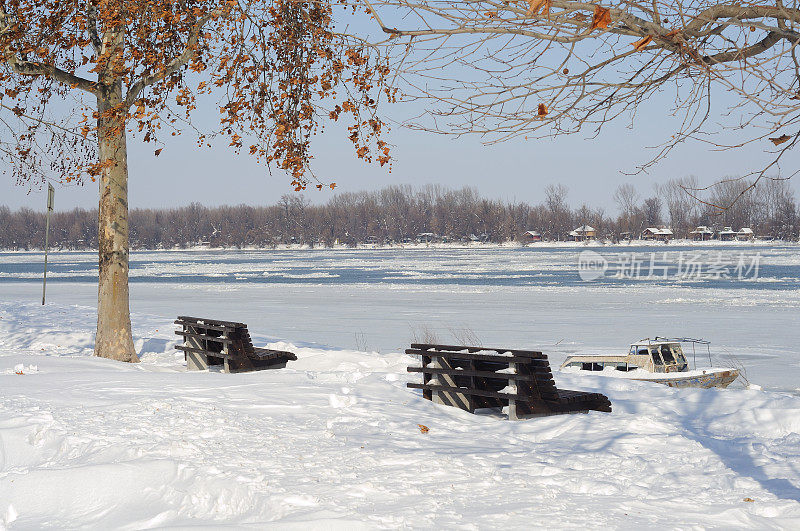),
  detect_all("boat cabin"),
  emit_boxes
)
[561,340,689,373]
